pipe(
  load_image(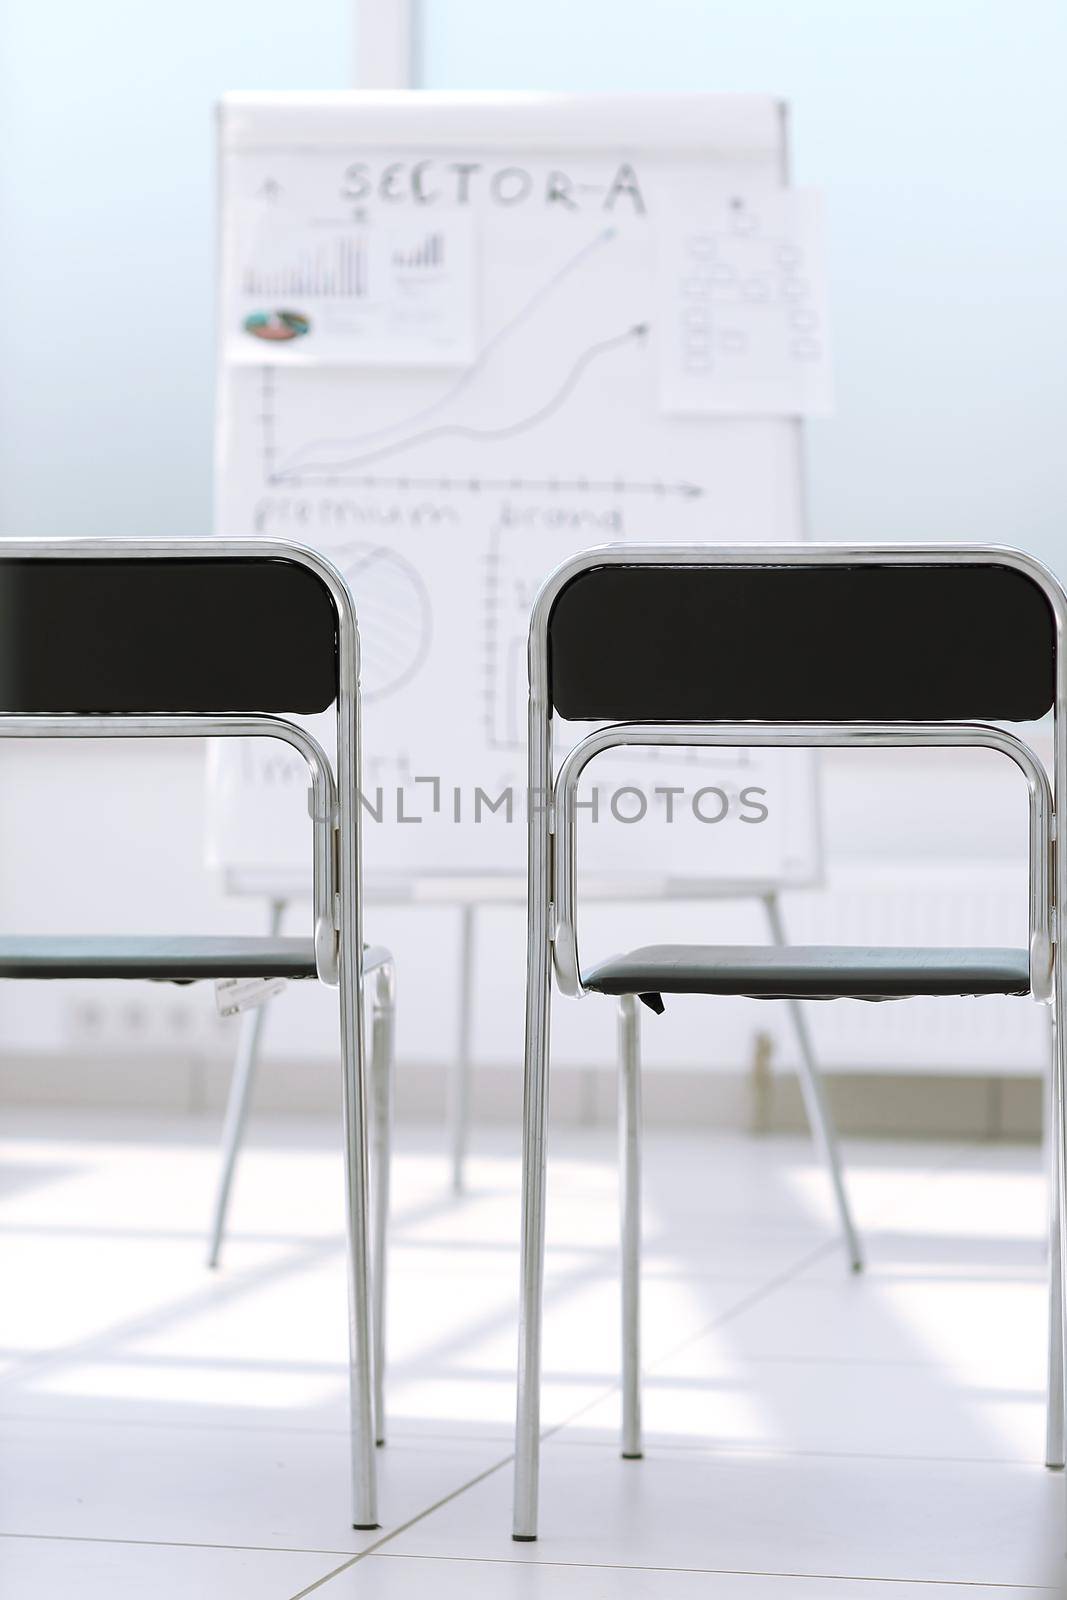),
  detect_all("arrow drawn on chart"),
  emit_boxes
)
[273,473,703,497]
[271,323,649,482]
[276,226,619,474]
